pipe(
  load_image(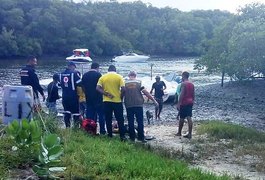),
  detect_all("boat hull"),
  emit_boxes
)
[112,55,149,63]
[66,56,92,63]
